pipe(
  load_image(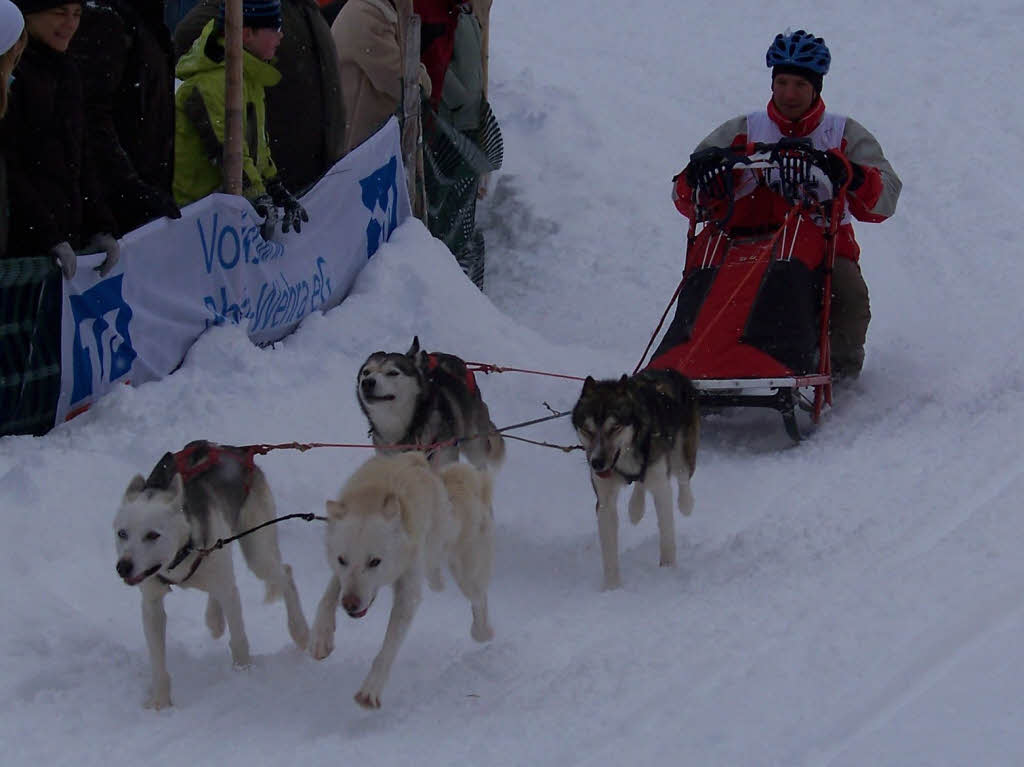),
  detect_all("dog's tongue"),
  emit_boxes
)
[596,469,613,479]
[123,565,160,586]
[348,607,368,619]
